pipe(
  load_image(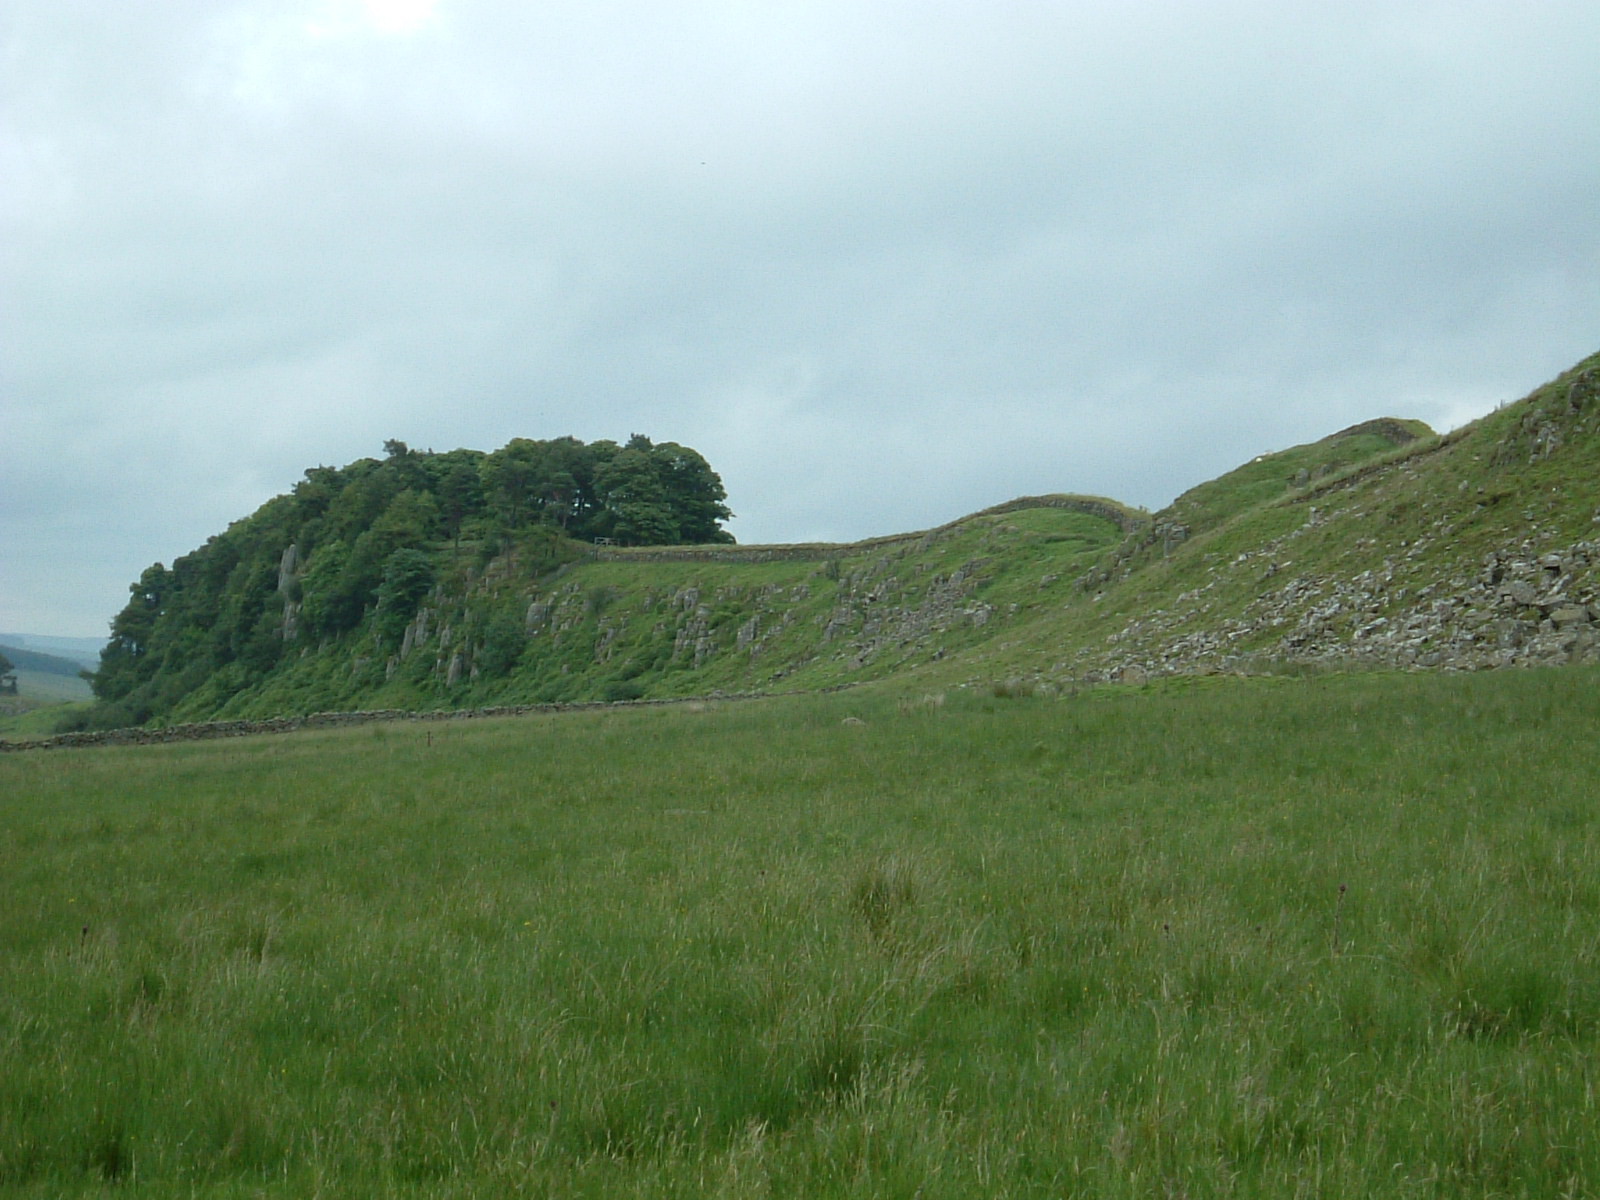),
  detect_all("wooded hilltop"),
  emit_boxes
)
[87,435,731,728]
